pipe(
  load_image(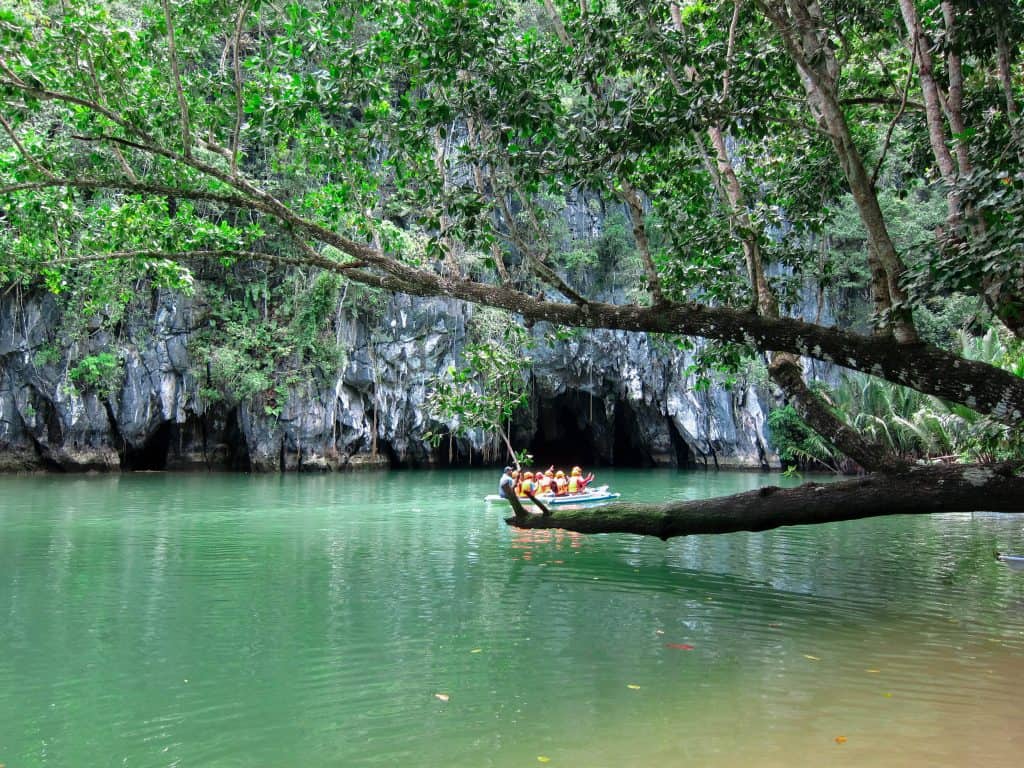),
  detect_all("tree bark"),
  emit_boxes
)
[505,462,1024,538]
